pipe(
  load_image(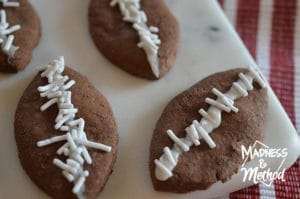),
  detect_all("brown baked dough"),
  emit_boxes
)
[149,68,268,193]
[14,67,118,199]
[88,0,179,80]
[0,0,41,73]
